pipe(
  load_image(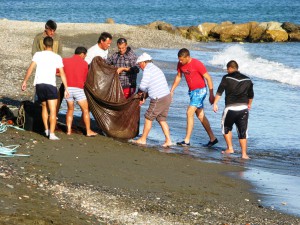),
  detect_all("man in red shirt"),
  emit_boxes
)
[170,48,218,147]
[63,47,97,137]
